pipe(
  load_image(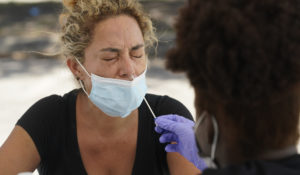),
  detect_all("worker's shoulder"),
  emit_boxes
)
[203,154,300,175]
